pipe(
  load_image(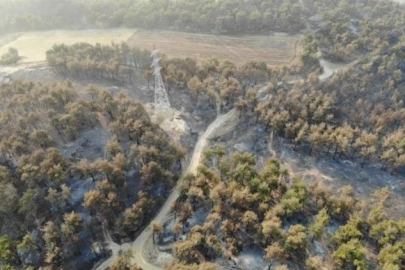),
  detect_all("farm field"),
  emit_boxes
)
[0,29,135,63]
[0,28,301,66]
[128,29,301,66]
